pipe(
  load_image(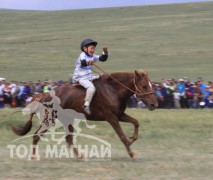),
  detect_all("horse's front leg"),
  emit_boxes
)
[107,113,137,160]
[119,113,139,145]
